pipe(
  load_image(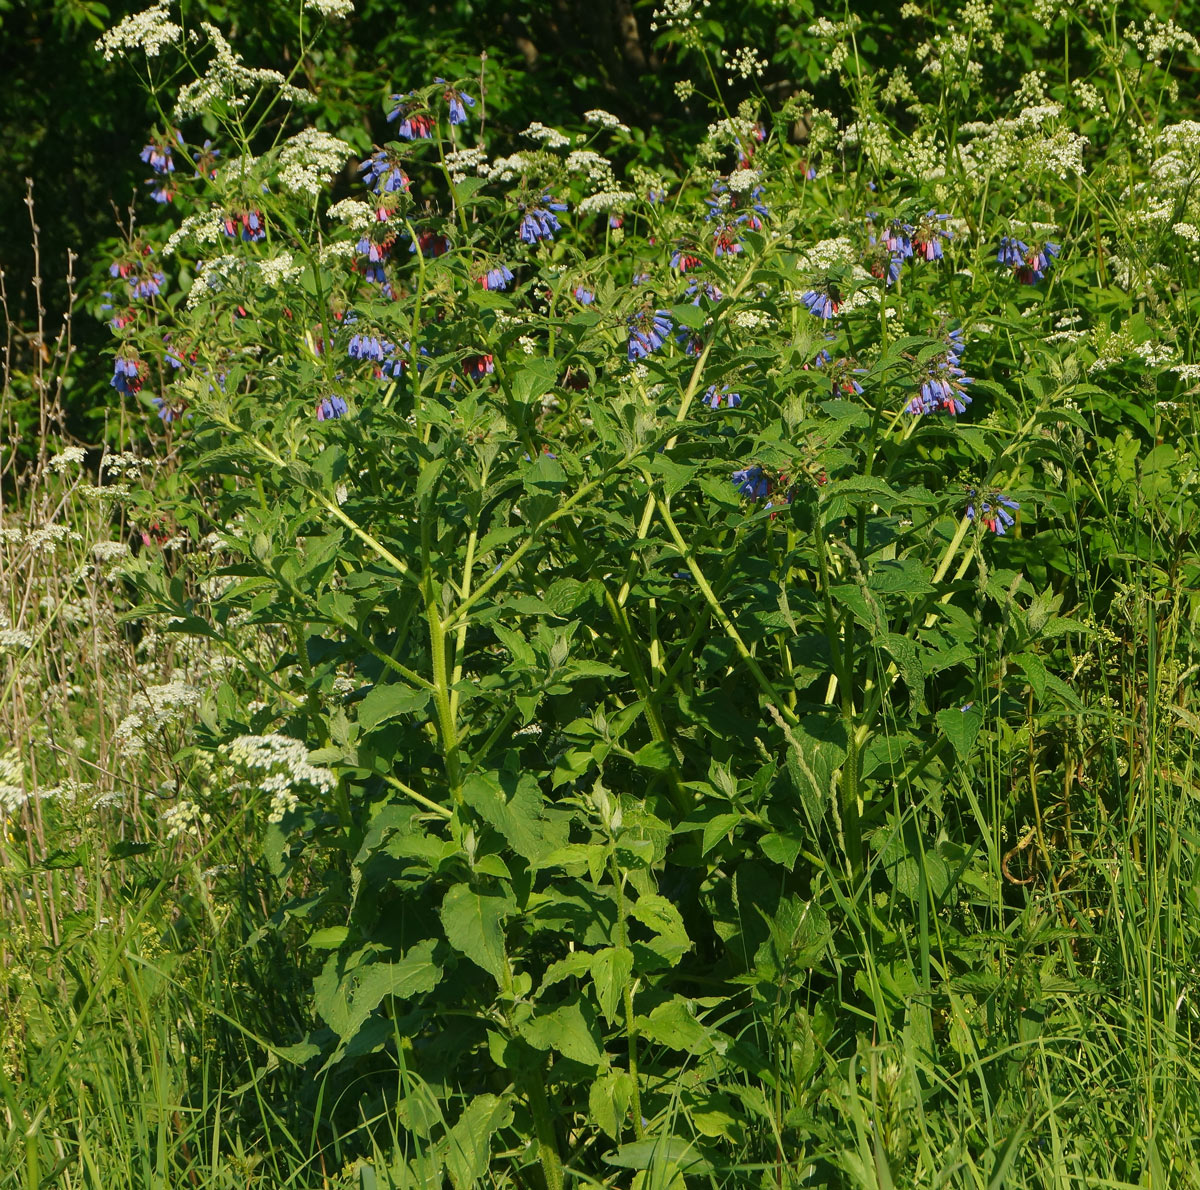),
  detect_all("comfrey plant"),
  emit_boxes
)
[94,3,1105,1184]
